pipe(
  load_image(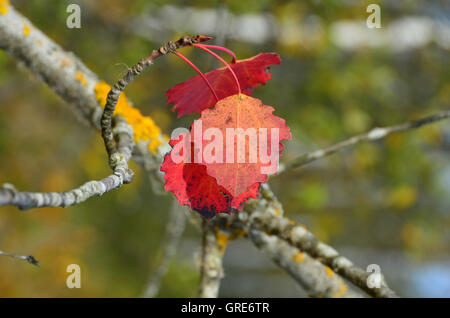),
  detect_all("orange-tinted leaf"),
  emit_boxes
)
[193,94,291,197]
[160,134,259,219]
[166,53,281,117]
[161,94,290,218]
